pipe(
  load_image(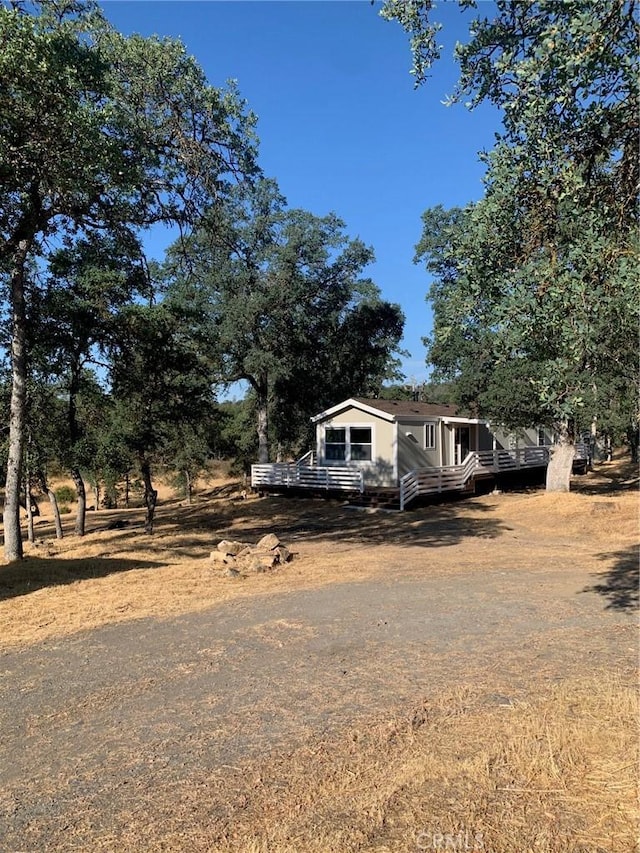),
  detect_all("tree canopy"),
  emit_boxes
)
[162,178,405,463]
[0,0,258,558]
[383,0,639,487]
